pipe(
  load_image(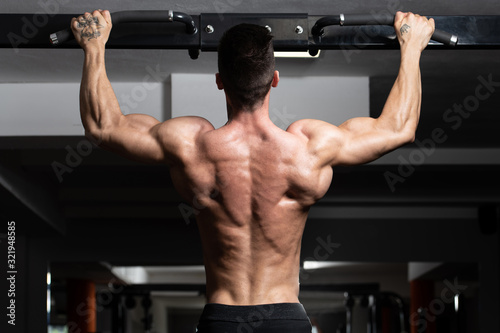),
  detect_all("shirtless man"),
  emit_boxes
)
[71,11,434,332]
